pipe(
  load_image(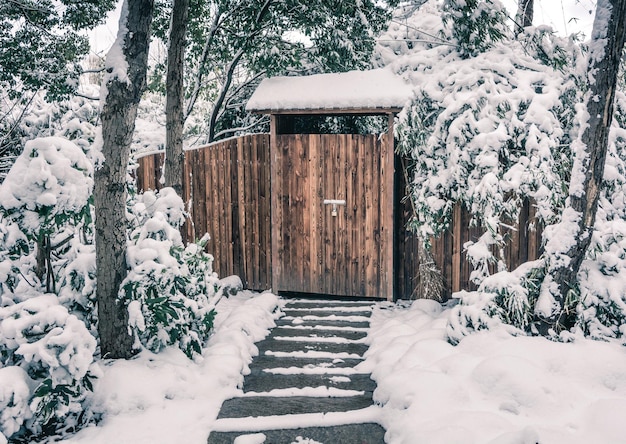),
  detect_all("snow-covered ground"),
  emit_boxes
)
[53,293,626,444]
[364,300,626,444]
[59,291,282,444]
